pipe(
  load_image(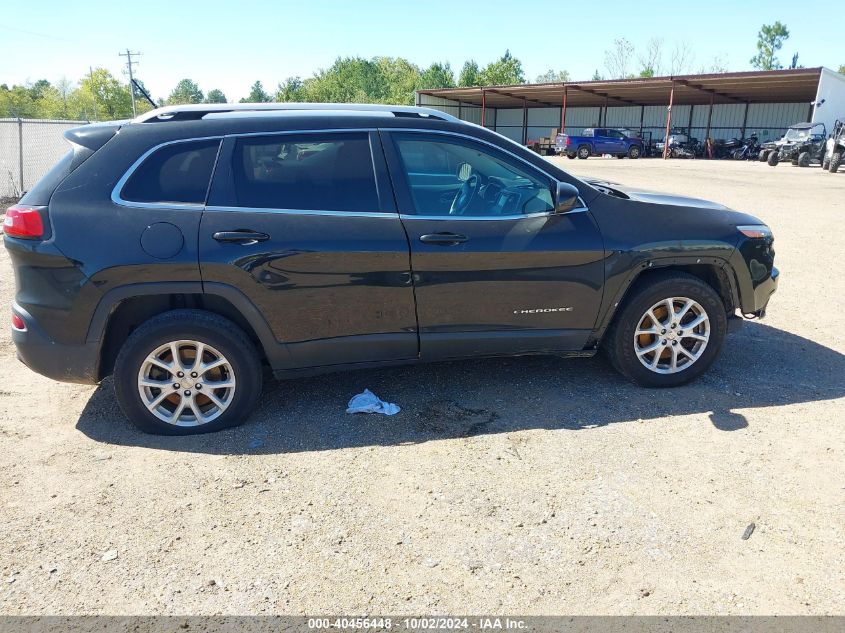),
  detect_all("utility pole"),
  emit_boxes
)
[119,49,141,116]
[89,66,99,121]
